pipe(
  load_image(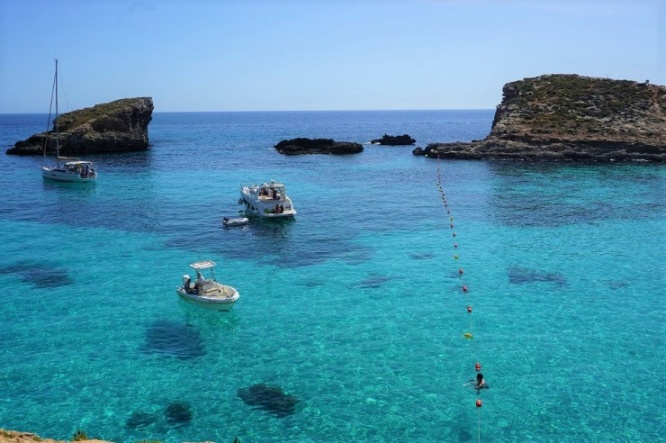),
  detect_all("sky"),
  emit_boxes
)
[0,0,664,113]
